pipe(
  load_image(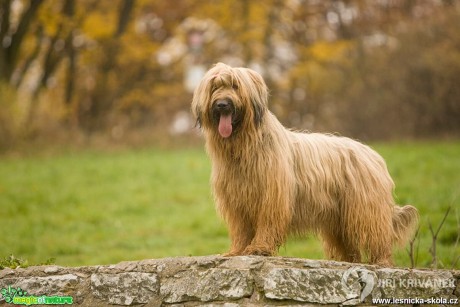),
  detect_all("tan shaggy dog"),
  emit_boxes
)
[192,62,418,266]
